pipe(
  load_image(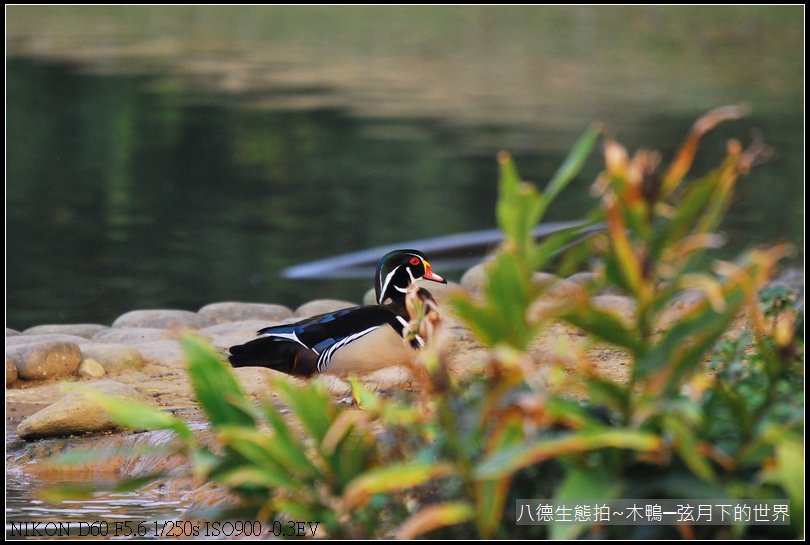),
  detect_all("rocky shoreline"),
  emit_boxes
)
[5,265,803,522]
